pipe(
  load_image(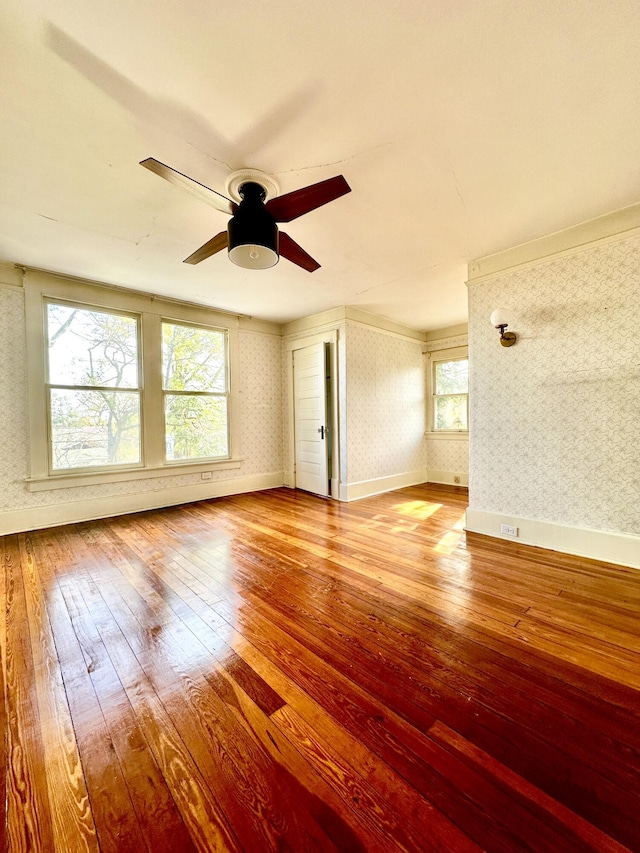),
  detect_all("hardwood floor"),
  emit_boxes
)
[2,484,639,852]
